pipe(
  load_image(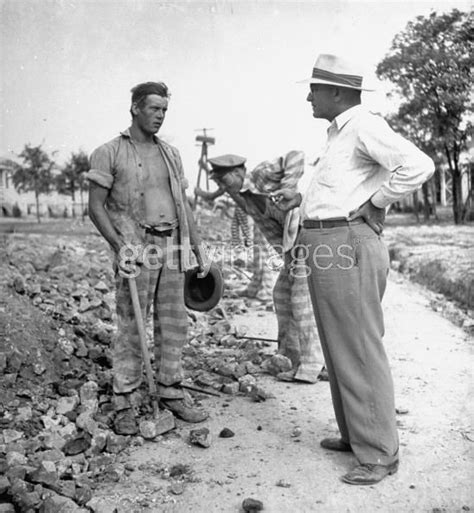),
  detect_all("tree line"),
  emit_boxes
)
[9,146,89,223]
[8,9,472,224]
[377,8,472,224]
